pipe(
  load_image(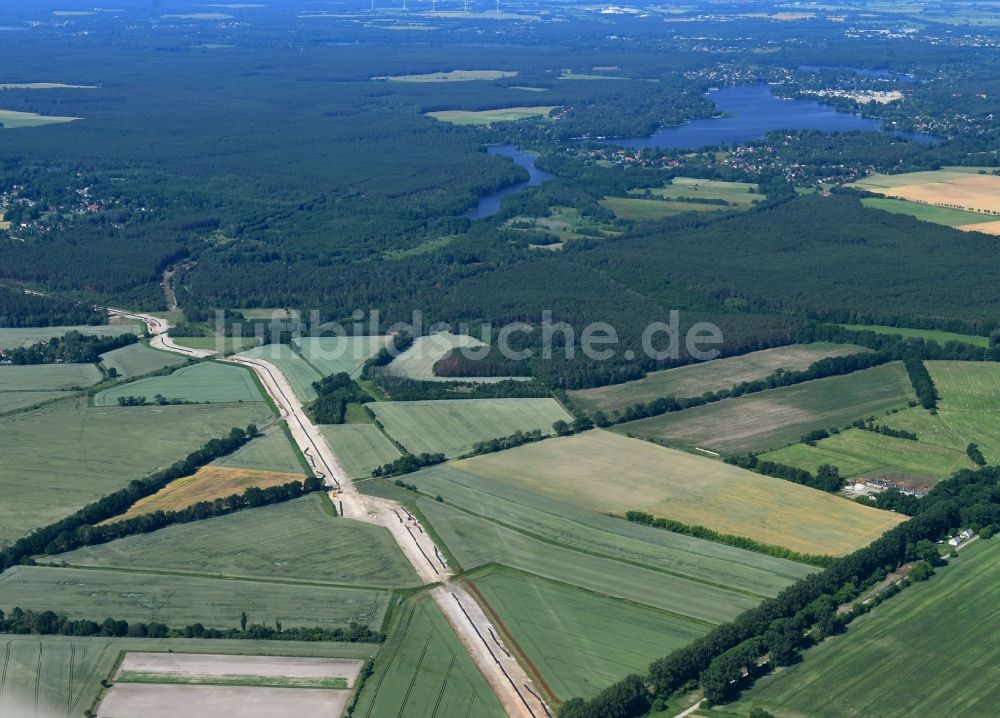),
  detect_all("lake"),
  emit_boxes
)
[611,85,937,150]
[464,144,555,220]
